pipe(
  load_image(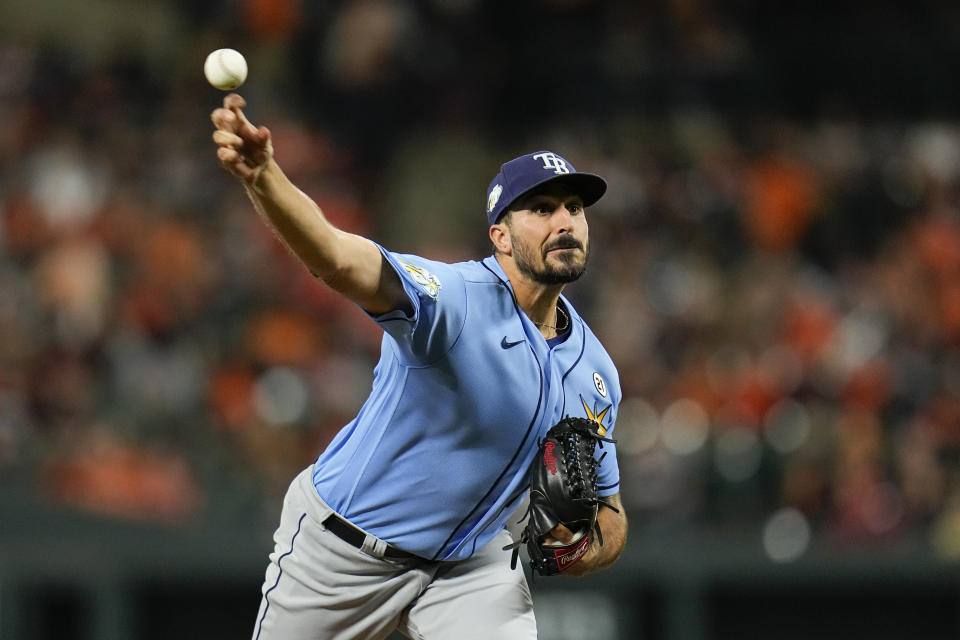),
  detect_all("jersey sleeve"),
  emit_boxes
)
[371,244,467,365]
[596,410,621,498]
[595,372,622,498]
